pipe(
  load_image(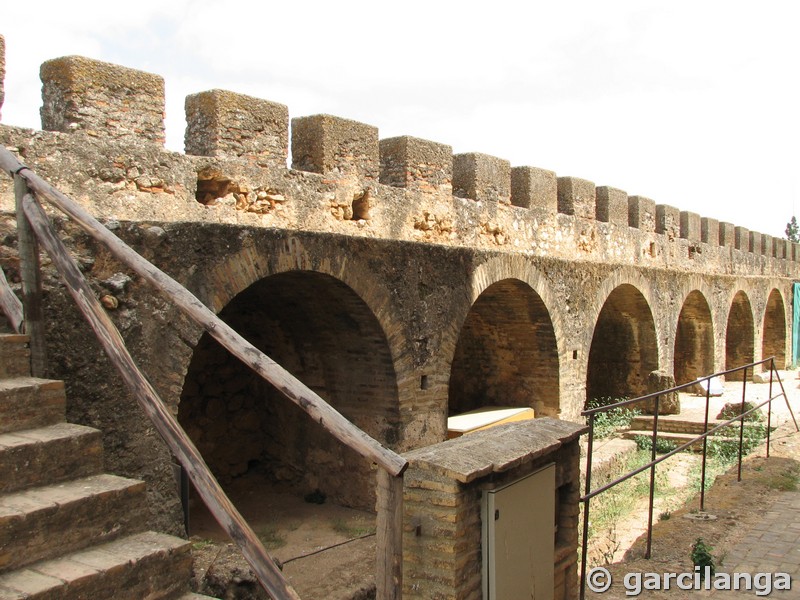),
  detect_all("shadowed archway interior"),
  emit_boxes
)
[762,288,787,370]
[178,271,400,511]
[586,284,659,404]
[674,291,714,387]
[725,291,755,381]
[448,279,560,418]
